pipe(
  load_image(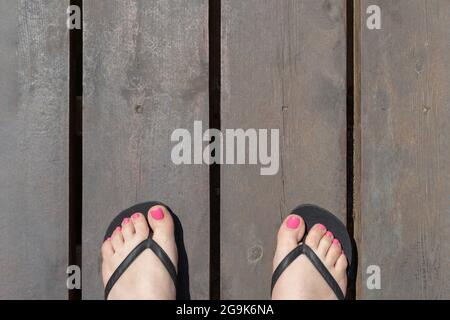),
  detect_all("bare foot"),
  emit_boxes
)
[271,215,348,300]
[101,205,177,300]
